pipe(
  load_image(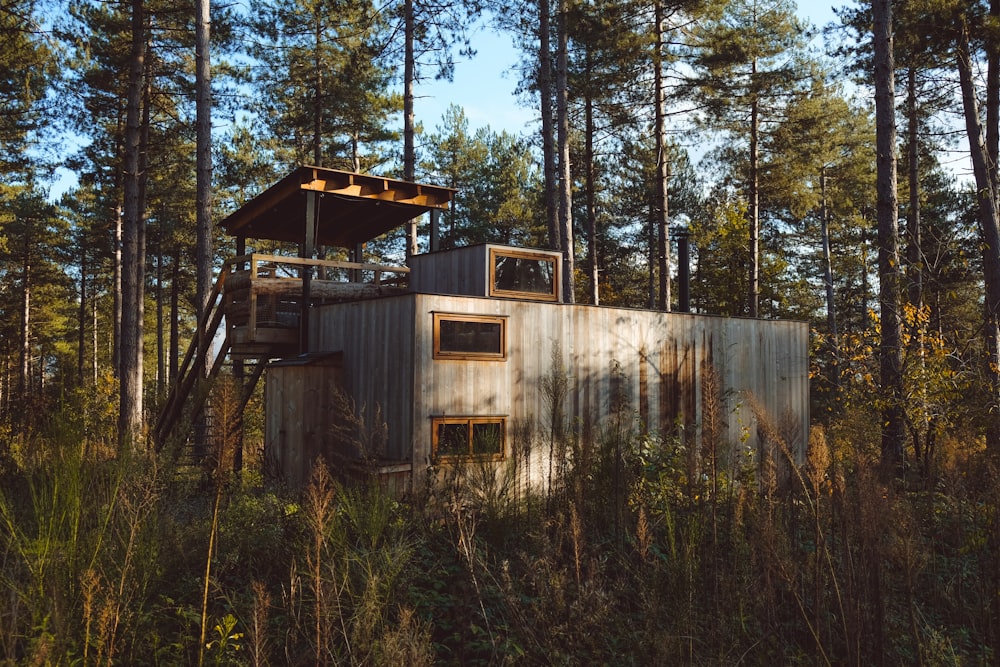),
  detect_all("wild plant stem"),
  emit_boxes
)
[198,479,222,667]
